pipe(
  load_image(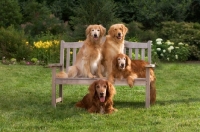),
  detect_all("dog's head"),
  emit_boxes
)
[108,24,128,40]
[88,79,116,102]
[86,24,106,41]
[113,53,131,71]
